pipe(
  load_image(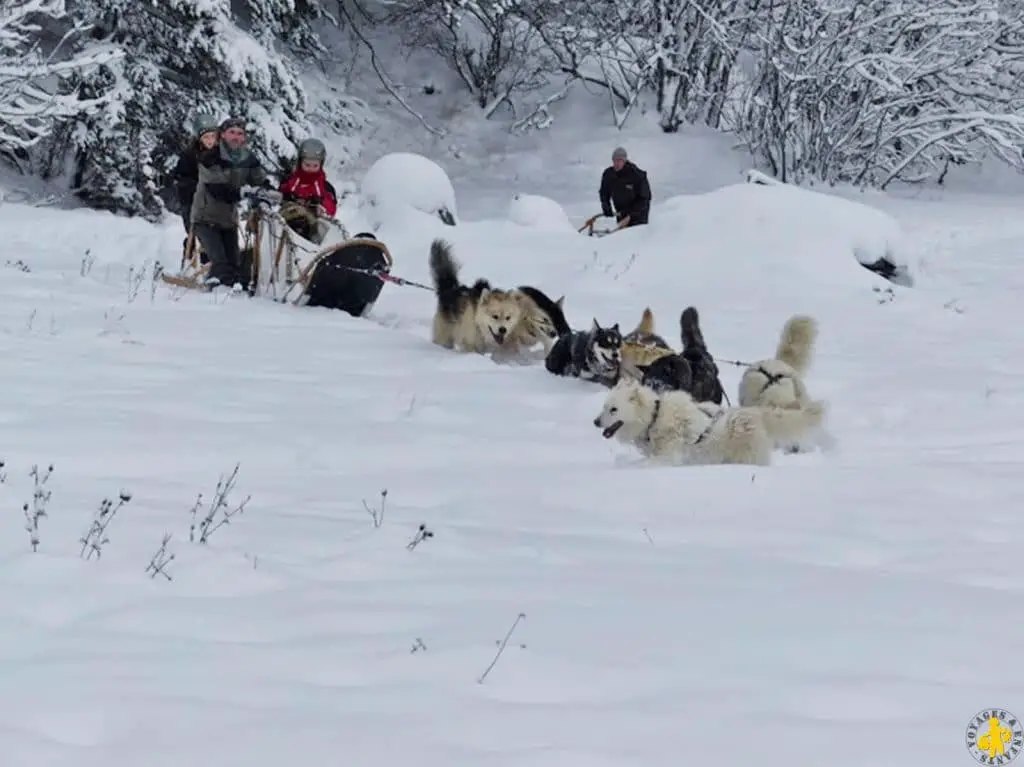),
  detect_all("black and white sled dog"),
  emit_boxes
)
[637,306,726,404]
[545,319,623,387]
